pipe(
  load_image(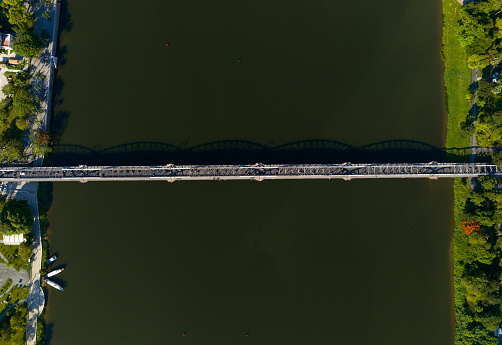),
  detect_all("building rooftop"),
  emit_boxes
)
[0,33,12,49]
[1,234,25,245]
